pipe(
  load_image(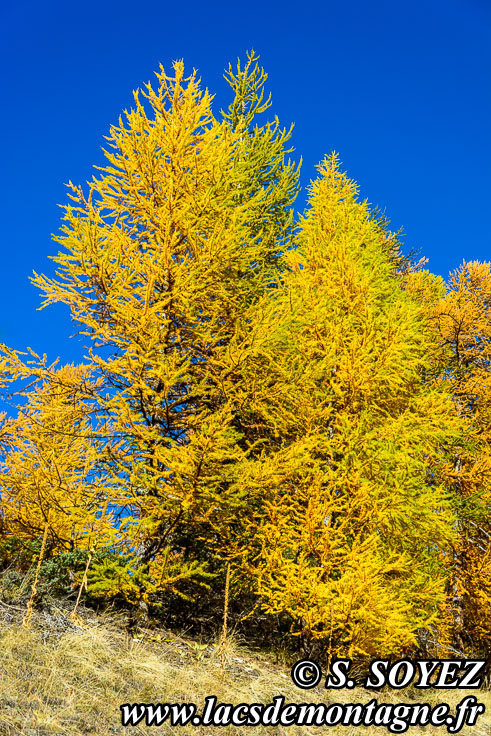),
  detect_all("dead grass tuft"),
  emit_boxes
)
[0,604,489,735]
